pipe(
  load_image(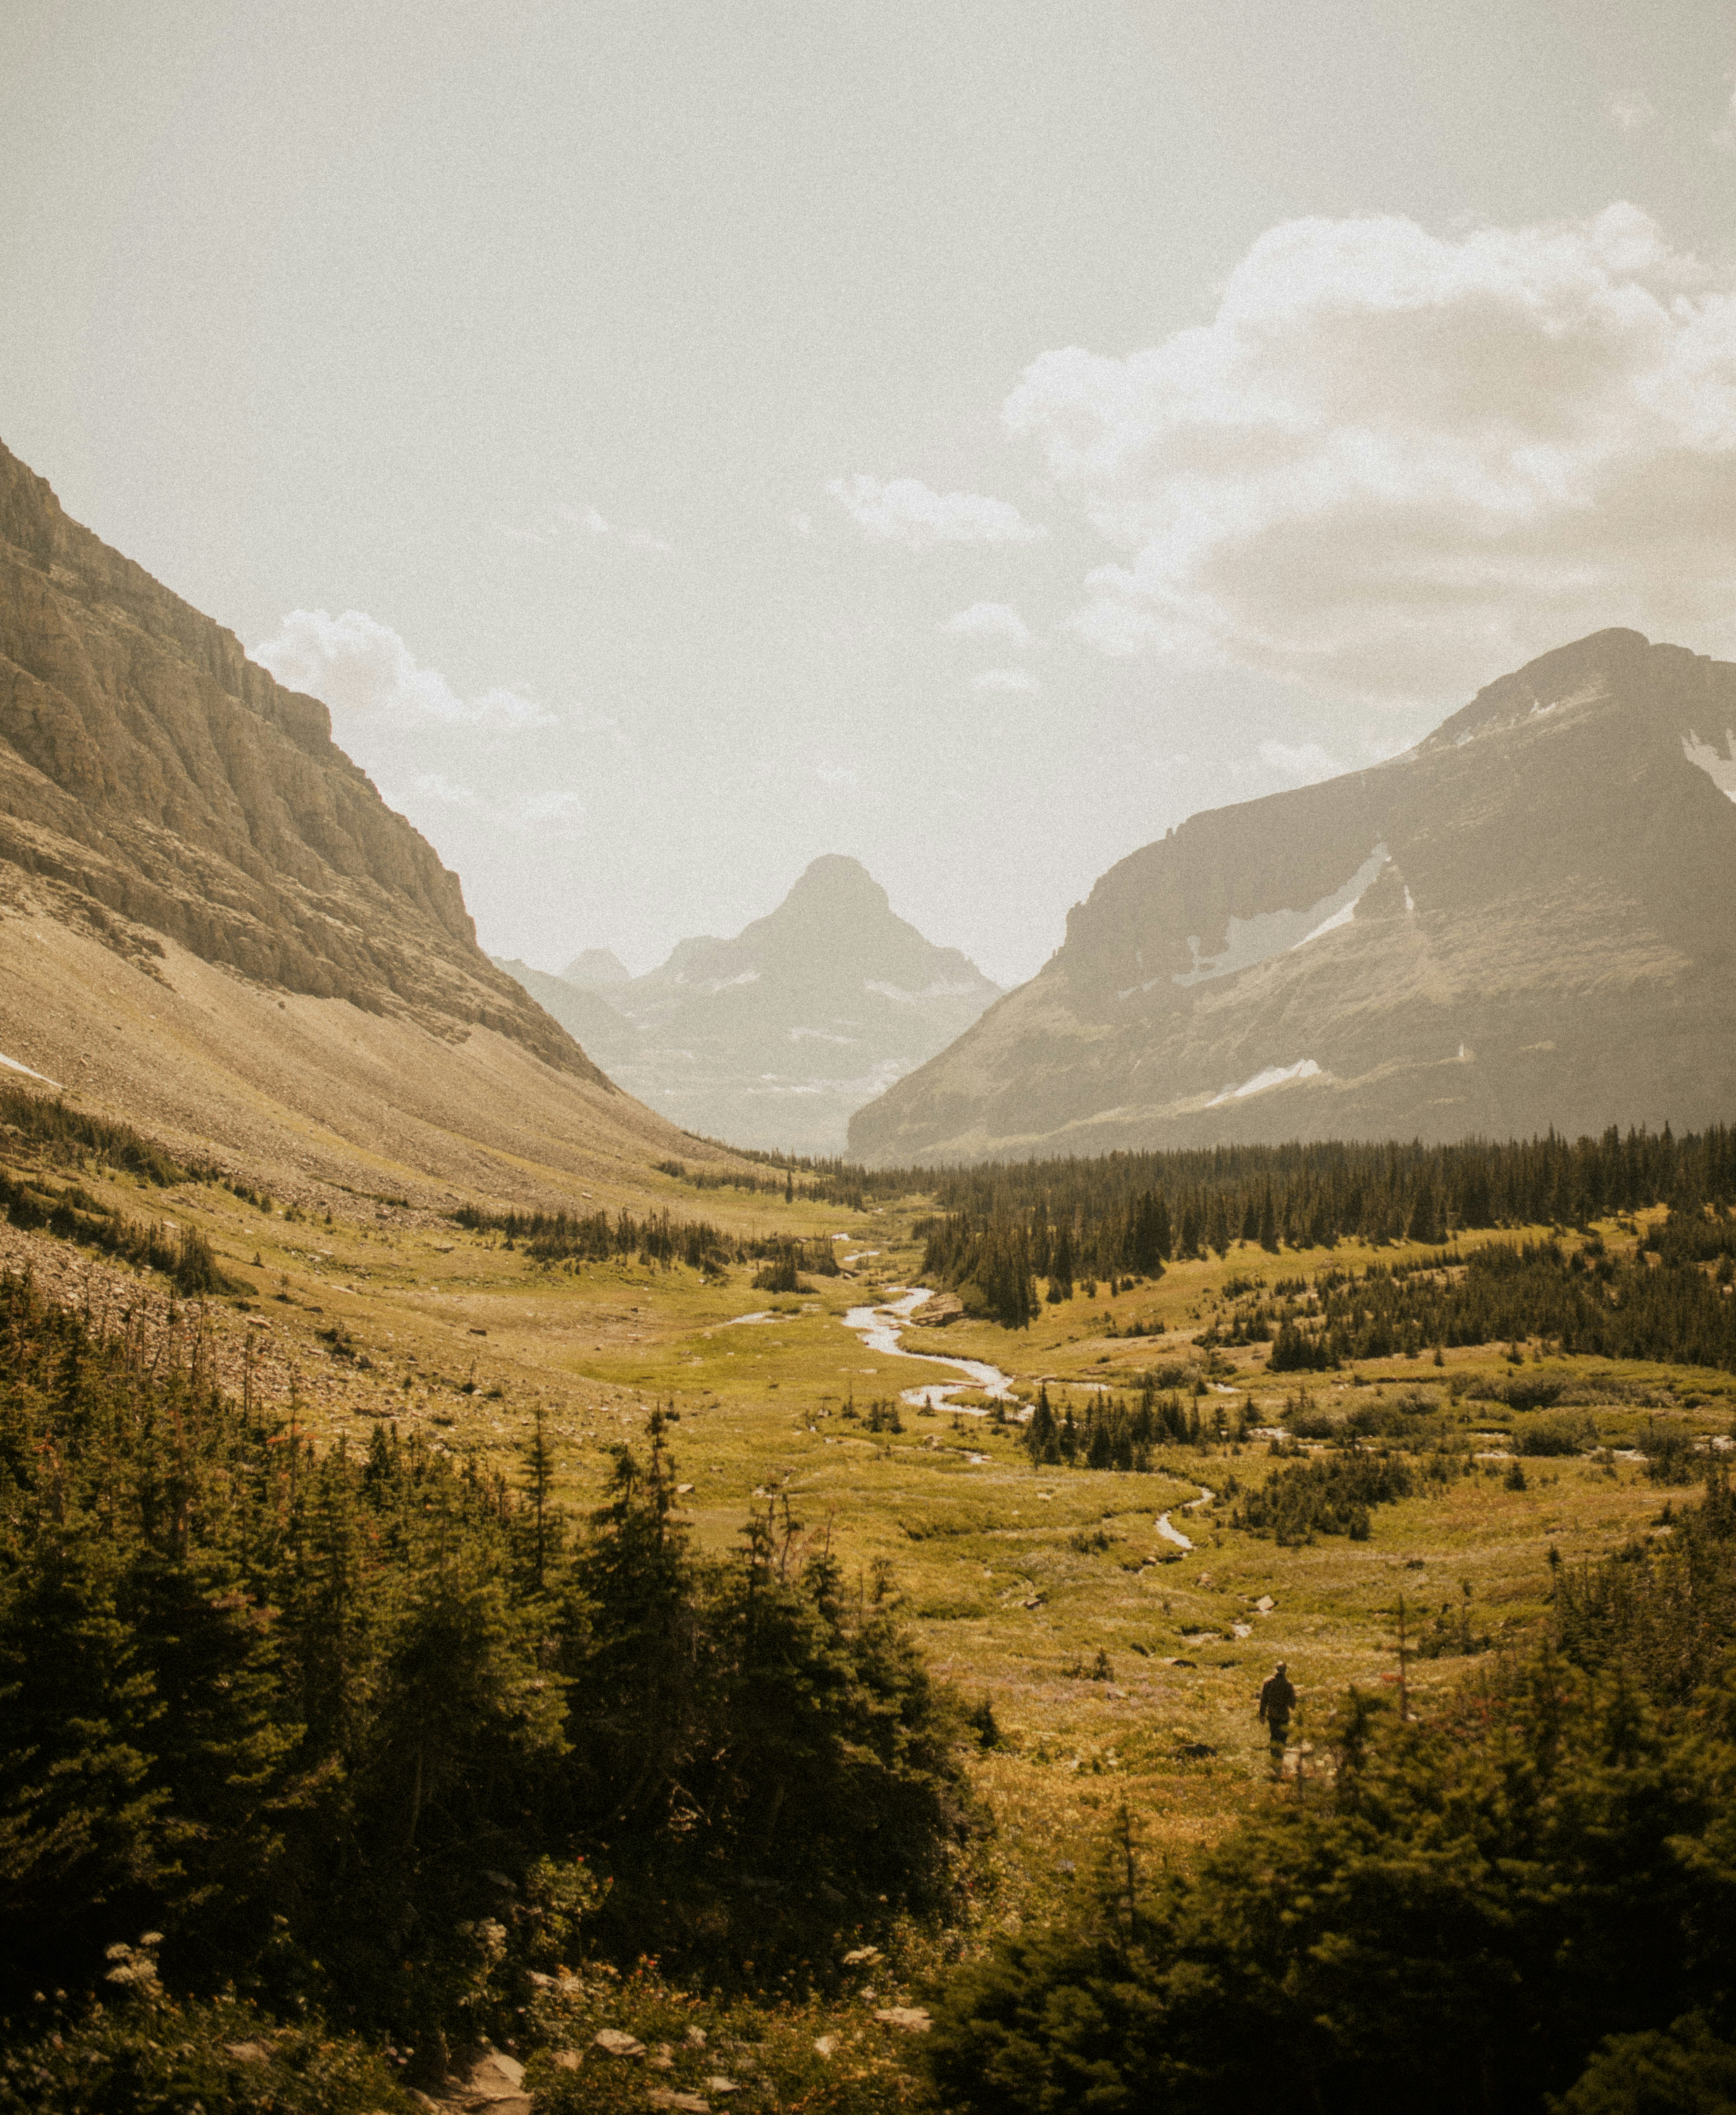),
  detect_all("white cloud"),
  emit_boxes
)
[814,760,859,787]
[941,600,1033,648]
[1606,92,1655,134]
[788,510,816,537]
[1259,739,1341,782]
[827,474,1047,549]
[1004,203,1736,700]
[254,609,554,730]
[503,500,674,553]
[972,666,1040,695]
